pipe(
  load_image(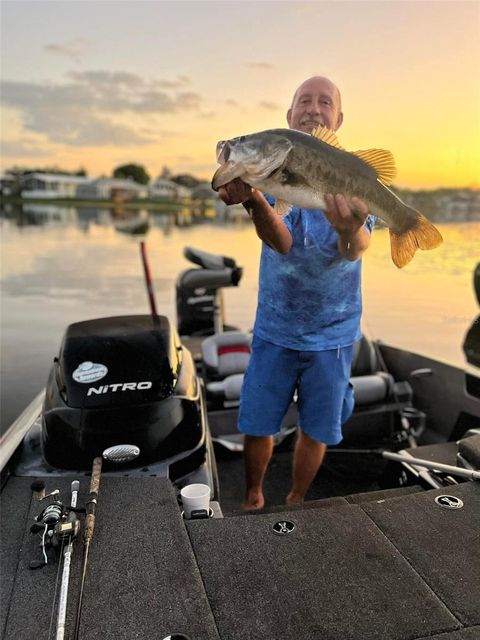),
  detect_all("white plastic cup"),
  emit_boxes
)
[180,483,211,519]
